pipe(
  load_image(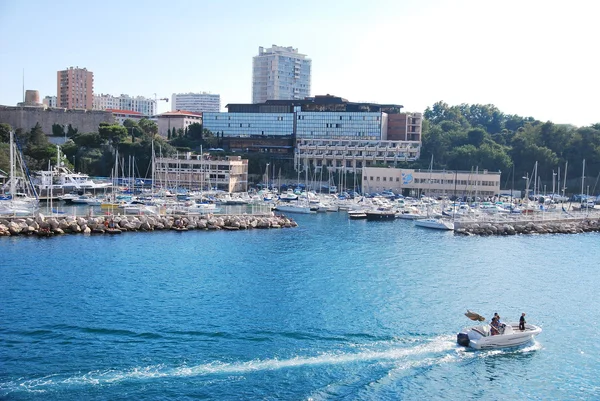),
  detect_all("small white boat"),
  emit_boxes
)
[414,217,454,230]
[457,322,542,349]
[348,210,367,219]
[275,202,315,214]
